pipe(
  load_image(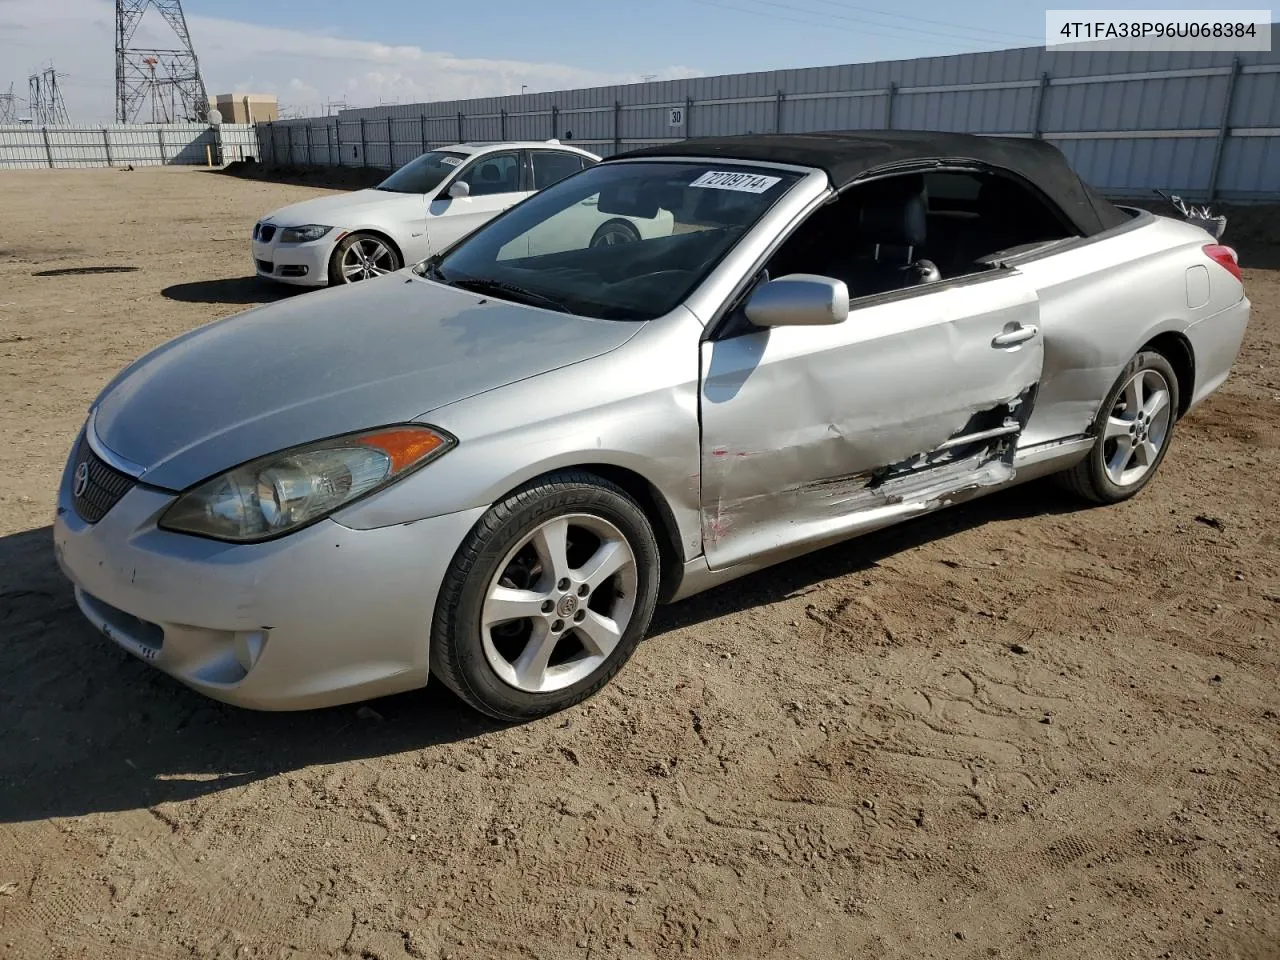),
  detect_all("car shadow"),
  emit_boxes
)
[0,479,1088,824]
[206,163,387,192]
[161,276,306,305]
[649,478,1088,632]
[0,525,502,824]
